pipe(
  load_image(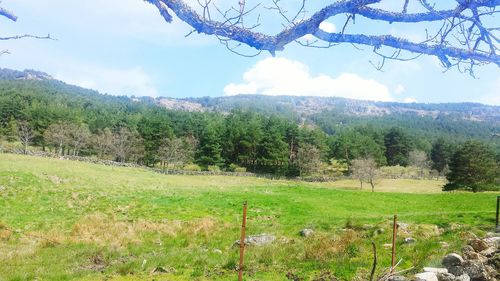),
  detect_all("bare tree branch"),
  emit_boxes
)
[146,0,500,71]
[0,6,17,21]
